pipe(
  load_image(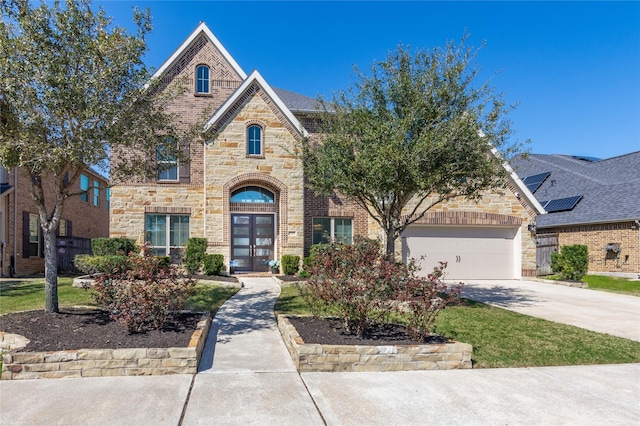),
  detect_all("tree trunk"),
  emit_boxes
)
[385,226,396,258]
[43,228,59,313]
